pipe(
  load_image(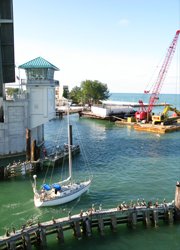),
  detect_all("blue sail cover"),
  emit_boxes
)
[52,183,61,191]
[43,184,51,191]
